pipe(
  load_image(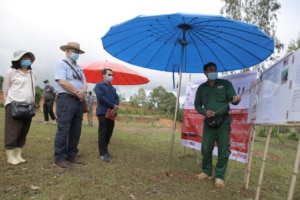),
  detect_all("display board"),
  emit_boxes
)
[184,71,257,110]
[247,49,300,124]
